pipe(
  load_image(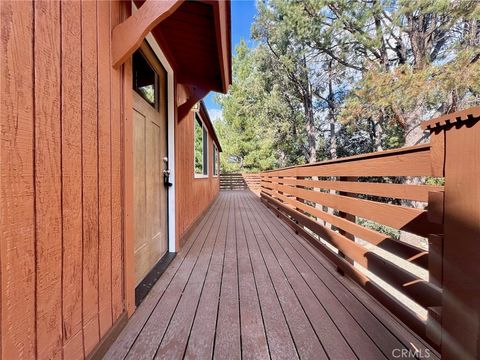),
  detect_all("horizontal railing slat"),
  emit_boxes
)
[263,143,431,172]
[261,178,443,202]
[258,139,449,347]
[270,184,441,238]
[266,189,428,268]
[265,146,433,177]
[261,193,441,308]
[261,196,433,338]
